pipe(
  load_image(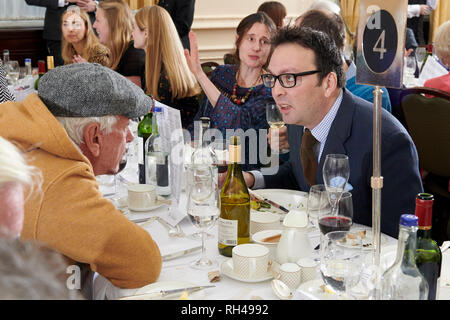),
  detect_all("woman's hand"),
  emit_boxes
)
[184,31,204,79]
[73,55,87,63]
